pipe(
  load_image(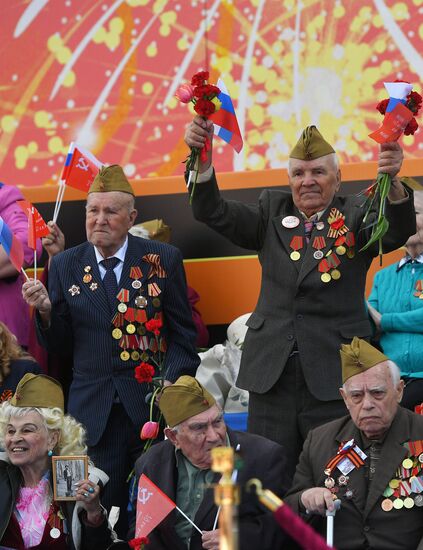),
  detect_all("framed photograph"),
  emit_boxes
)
[52,455,88,501]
